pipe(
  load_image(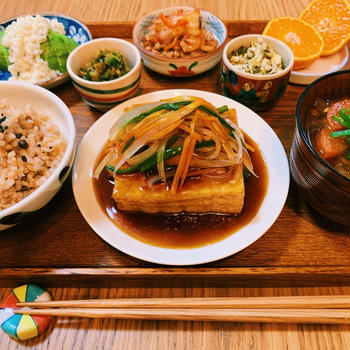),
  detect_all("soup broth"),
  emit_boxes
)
[306,97,350,179]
